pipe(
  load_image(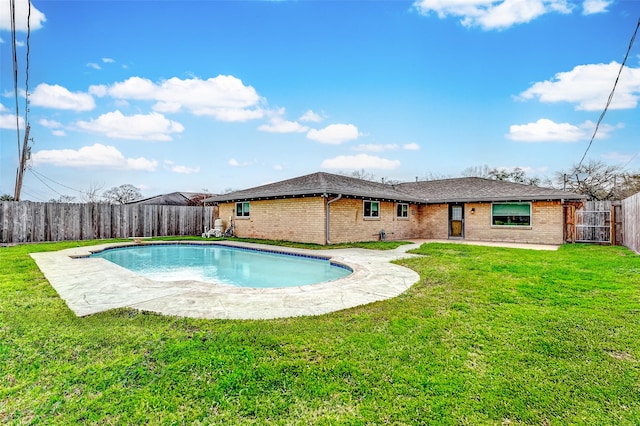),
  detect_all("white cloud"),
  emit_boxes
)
[353,144,399,152]
[228,158,253,167]
[0,0,47,32]
[30,83,95,111]
[106,75,264,122]
[299,110,324,123]
[102,57,115,63]
[582,0,611,14]
[75,110,184,141]
[88,84,109,97]
[413,0,573,30]
[87,63,101,70]
[39,118,63,129]
[163,160,200,174]
[518,62,640,111]
[258,109,309,133]
[403,142,420,150]
[0,104,25,129]
[39,118,65,135]
[507,118,618,142]
[31,143,157,171]
[321,153,401,170]
[259,118,309,133]
[307,123,360,144]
